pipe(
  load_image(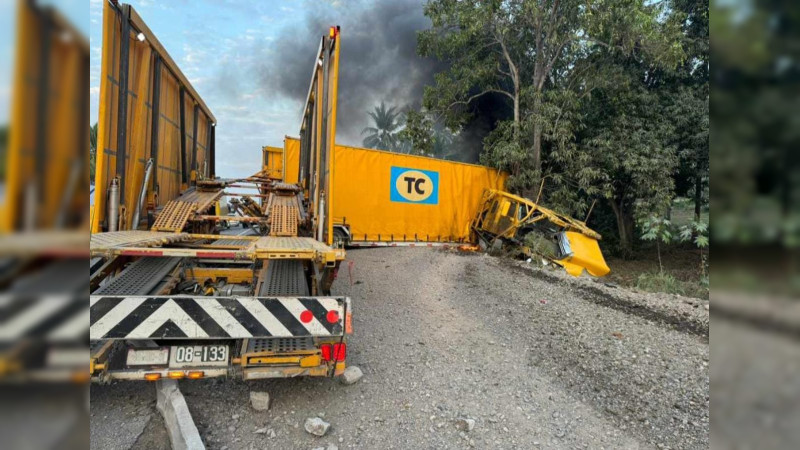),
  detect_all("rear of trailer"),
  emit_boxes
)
[89,2,350,382]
